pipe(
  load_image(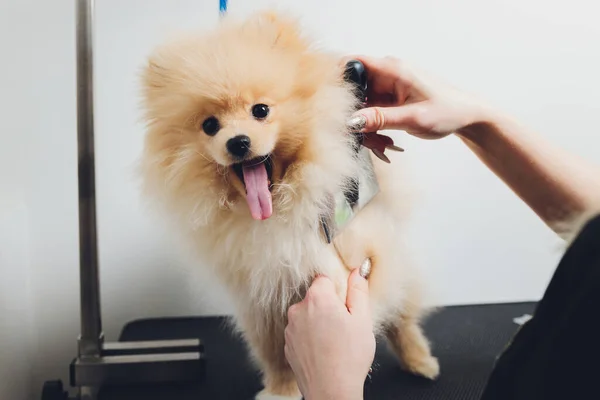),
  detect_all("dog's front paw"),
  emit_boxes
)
[255,389,302,400]
[403,355,440,380]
